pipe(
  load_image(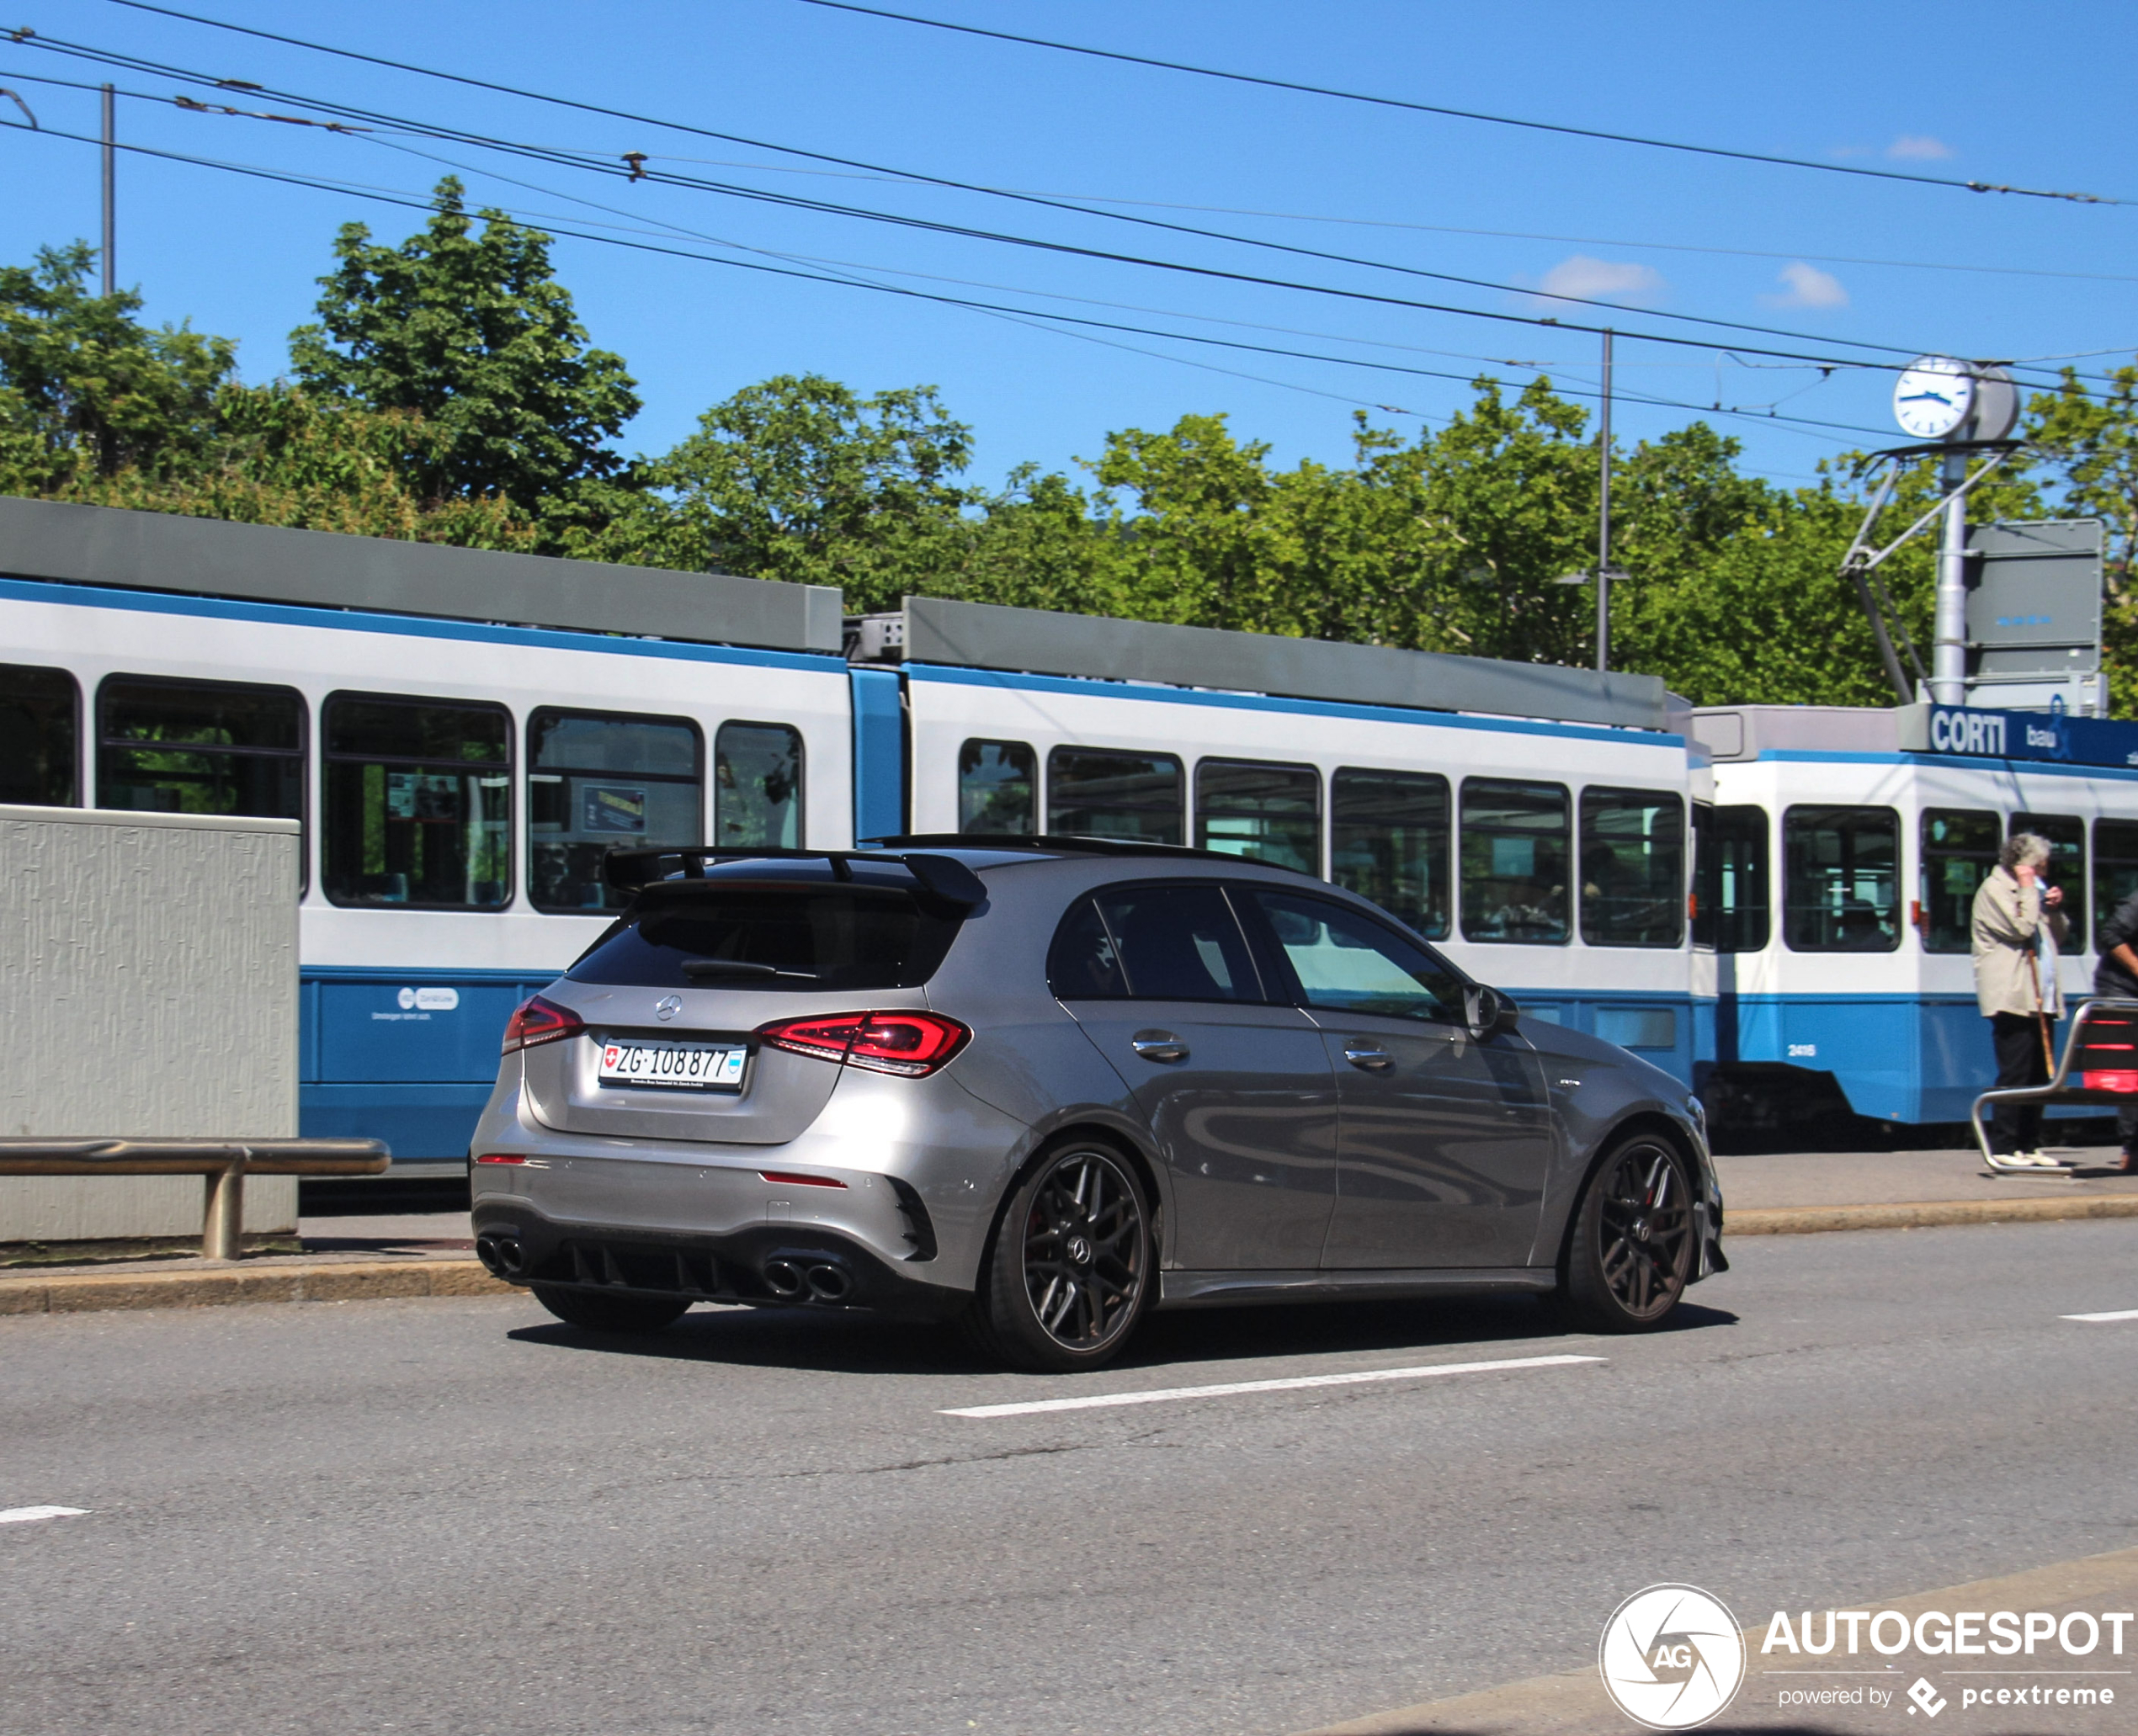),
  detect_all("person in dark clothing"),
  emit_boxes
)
[2093,888,2138,1171]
